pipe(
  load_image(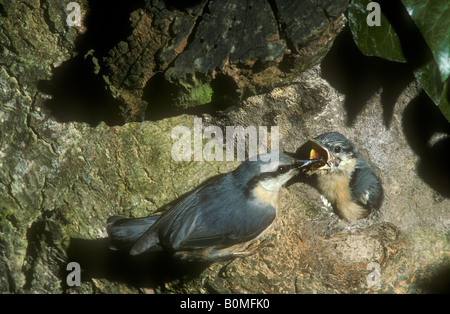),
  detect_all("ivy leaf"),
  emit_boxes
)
[413,59,441,103]
[414,59,450,121]
[401,0,450,82]
[348,0,450,122]
[348,0,406,62]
